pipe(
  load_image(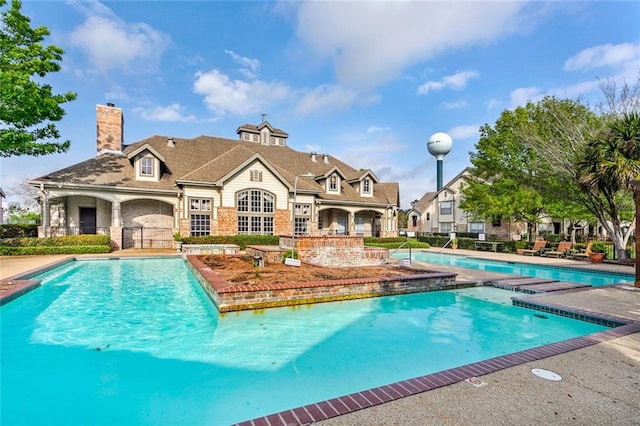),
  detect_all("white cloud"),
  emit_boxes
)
[366,125,389,134]
[133,104,196,122]
[294,2,528,89]
[295,84,357,115]
[564,42,640,72]
[417,70,479,95]
[448,125,480,141]
[510,87,543,109]
[193,69,291,117]
[69,2,170,73]
[225,50,261,79]
[104,85,130,102]
[440,100,468,110]
[548,80,600,99]
[487,98,503,111]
